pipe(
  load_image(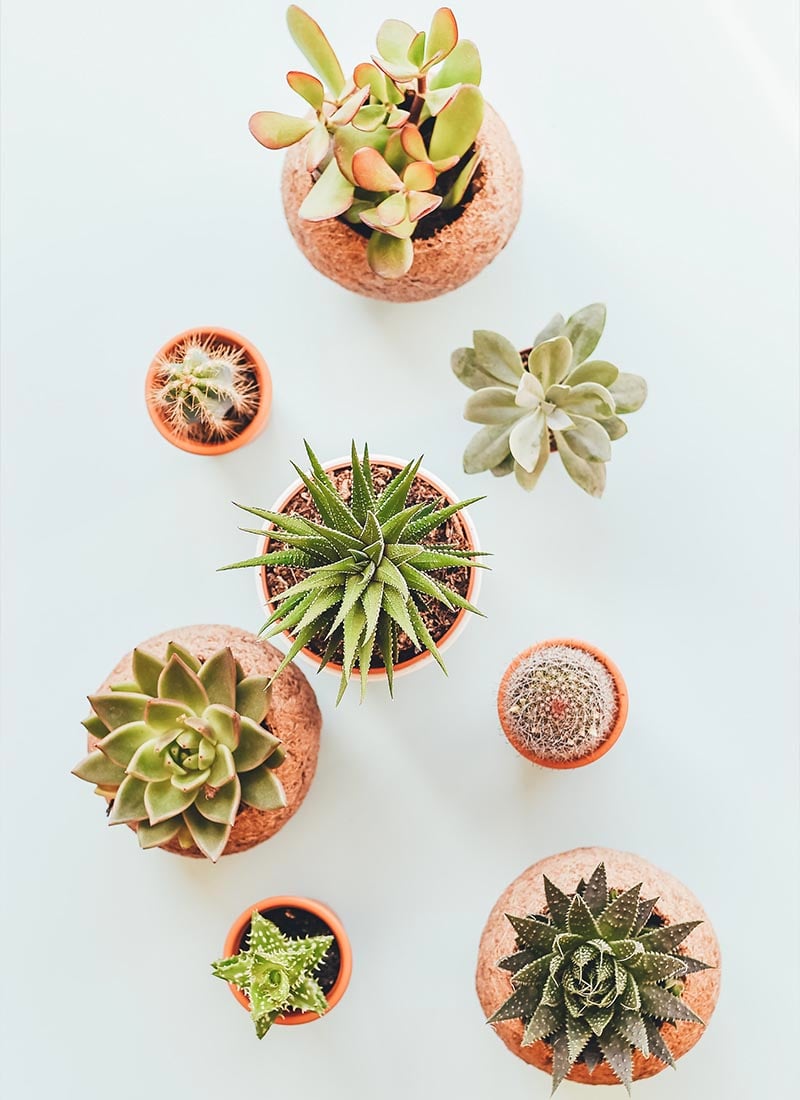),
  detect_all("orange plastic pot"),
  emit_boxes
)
[145,326,272,455]
[222,896,352,1026]
[497,639,628,769]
